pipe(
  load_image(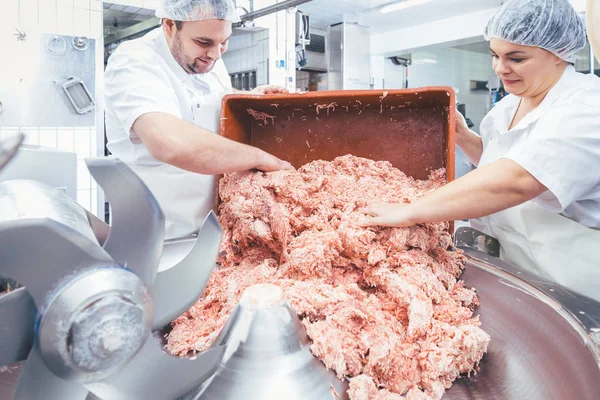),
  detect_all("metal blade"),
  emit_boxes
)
[0,219,117,307]
[0,288,35,366]
[13,347,89,400]
[151,212,222,330]
[86,157,164,285]
[0,133,23,172]
[83,208,110,247]
[85,334,226,400]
